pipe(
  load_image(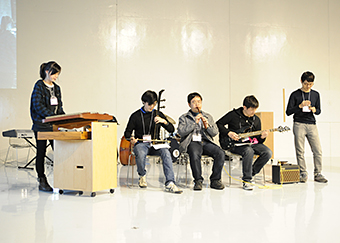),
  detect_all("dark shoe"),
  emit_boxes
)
[314,173,328,183]
[210,180,225,190]
[300,172,308,183]
[38,177,53,192]
[193,181,203,191]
